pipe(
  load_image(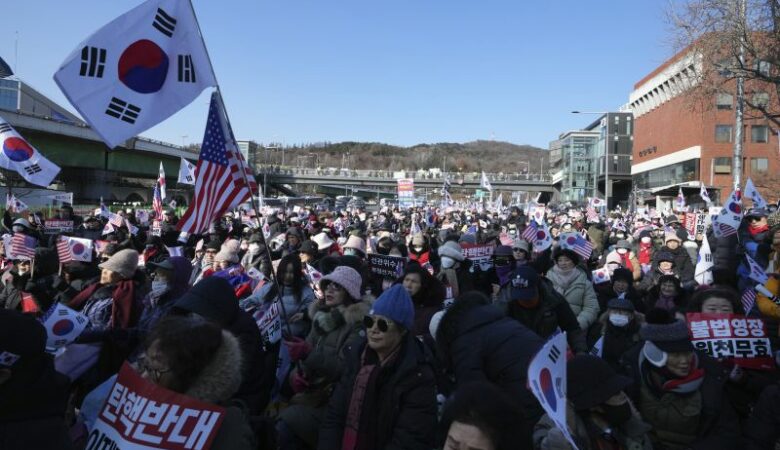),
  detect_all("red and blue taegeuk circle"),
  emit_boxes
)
[118,39,169,94]
[71,242,85,255]
[536,230,546,240]
[52,319,75,336]
[2,137,34,162]
[728,203,741,214]
[539,367,557,411]
[566,236,577,245]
